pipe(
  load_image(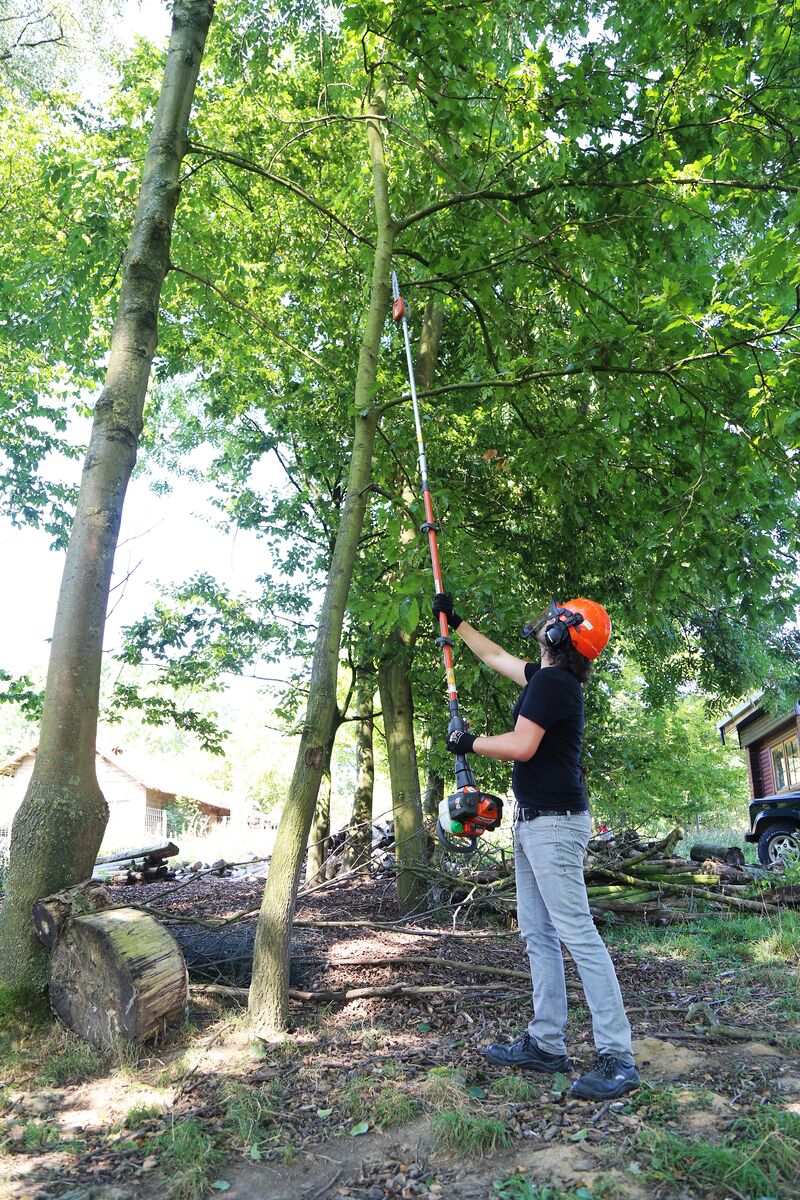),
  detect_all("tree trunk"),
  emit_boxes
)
[50,909,188,1048]
[248,88,394,1036]
[306,739,333,885]
[424,764,444,823]
[344,662,375,871]
[33,880,113,951]
[0,0,214,995]
[378,634,429,913]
